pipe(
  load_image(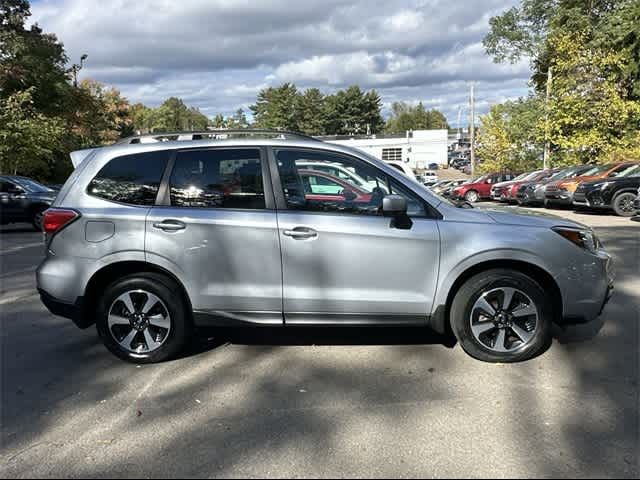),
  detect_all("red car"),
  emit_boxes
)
[452,172,521,203]
[299,169,373,203]
[491,170,557,203]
